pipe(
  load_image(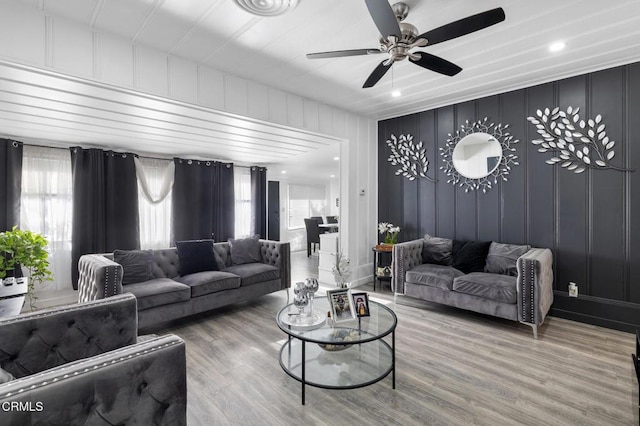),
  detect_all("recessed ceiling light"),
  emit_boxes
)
[333,157,340,161]
[392,90,402,98]
[232,0,298,16]
[281,170,287,174]
[549,41,566,52]
[330,174,335,178]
